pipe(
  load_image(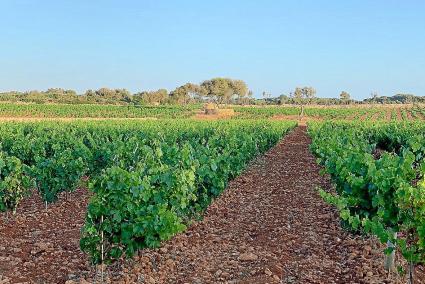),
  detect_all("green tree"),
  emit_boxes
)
[133,89,169,105]
[292,86,316,116]
[230,80,248,101]
[170,83,203,104]
[340,91,351,104]
[82,88,131,104]
[200,78,248,104]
